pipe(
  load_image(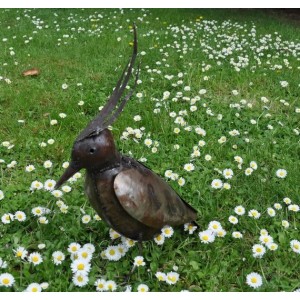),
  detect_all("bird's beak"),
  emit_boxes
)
[55,161,82,189]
